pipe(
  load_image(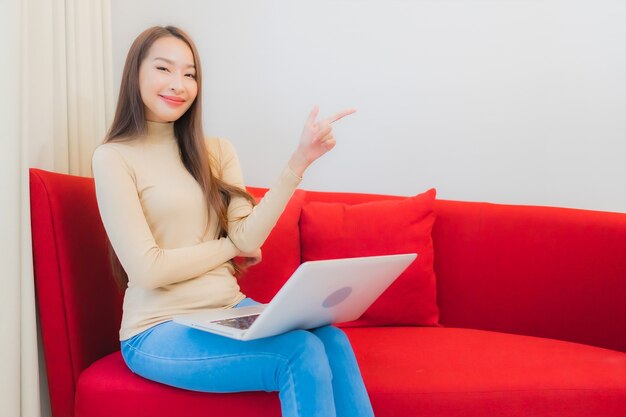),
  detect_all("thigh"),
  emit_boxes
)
[121,320,326,393]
